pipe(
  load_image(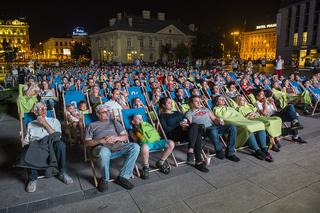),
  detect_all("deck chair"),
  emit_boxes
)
[121,107,180,167]
[20,109,56,147]
[82,112,140,187]
[306,86,320,115]
[128,86,143,96]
